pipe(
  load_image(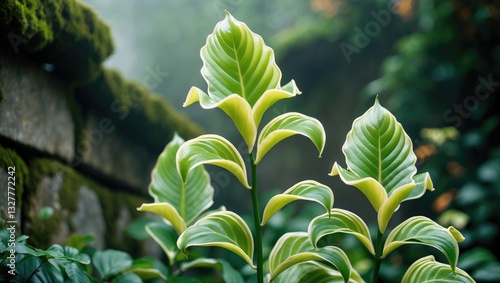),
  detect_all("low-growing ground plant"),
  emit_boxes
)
[137,11,476,283]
